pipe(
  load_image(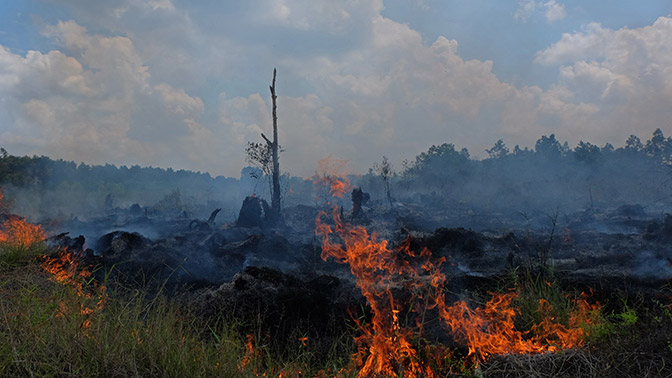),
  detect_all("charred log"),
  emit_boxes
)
[237,196,267,228]
[207,208,222,225]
